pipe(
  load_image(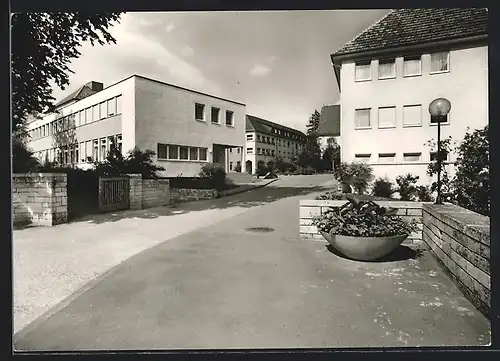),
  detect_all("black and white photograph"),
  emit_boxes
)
[11,7,491,351]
